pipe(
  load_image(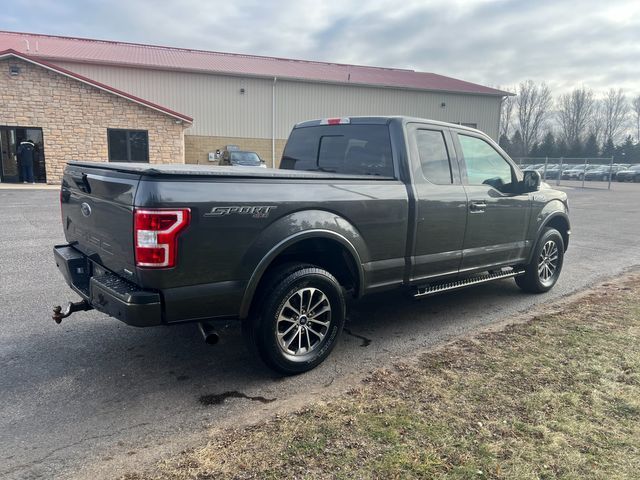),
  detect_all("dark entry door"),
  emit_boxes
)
[0,127,46,183]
